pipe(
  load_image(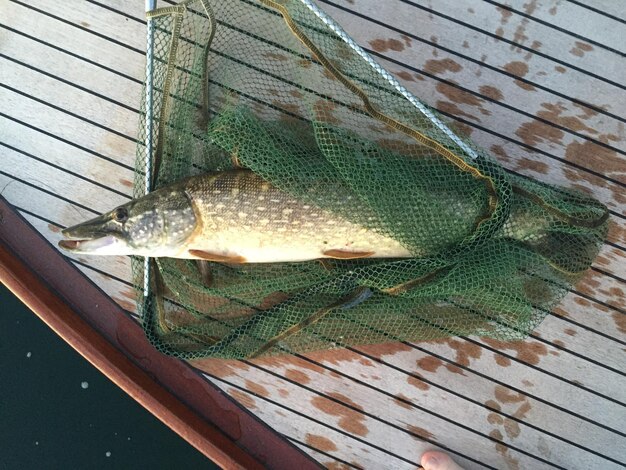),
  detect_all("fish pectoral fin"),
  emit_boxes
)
[189,250,247,264]
[322,249,375,260]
